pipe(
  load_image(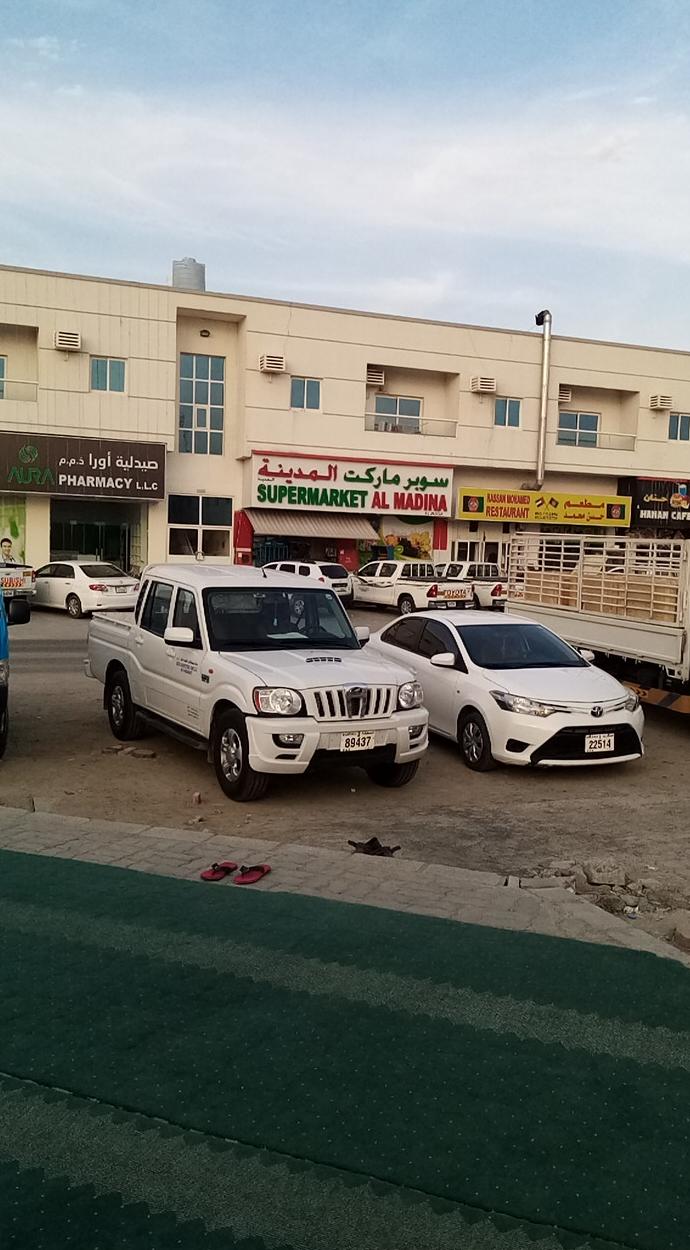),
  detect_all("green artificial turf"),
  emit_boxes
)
[0,848,689,1250]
